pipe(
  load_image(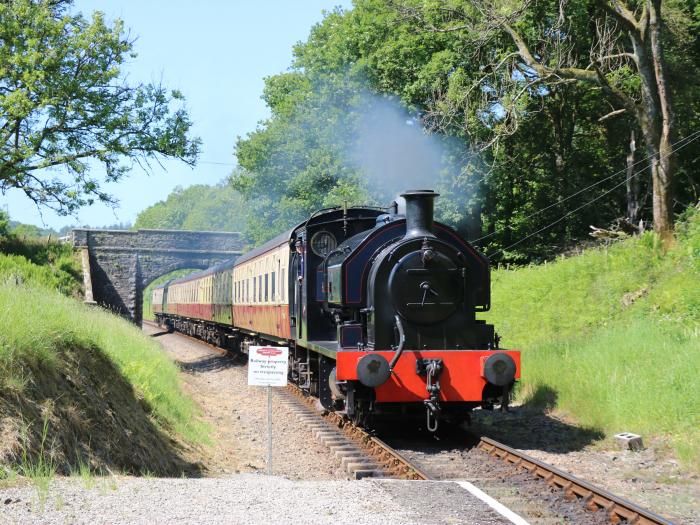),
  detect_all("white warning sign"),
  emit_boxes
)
[247,346,289,387]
